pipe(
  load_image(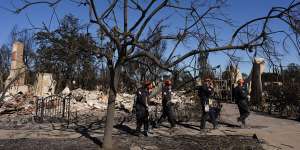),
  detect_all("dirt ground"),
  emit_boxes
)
[0,103,299,150]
